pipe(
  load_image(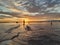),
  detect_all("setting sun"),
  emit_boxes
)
[21,18,29,26]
